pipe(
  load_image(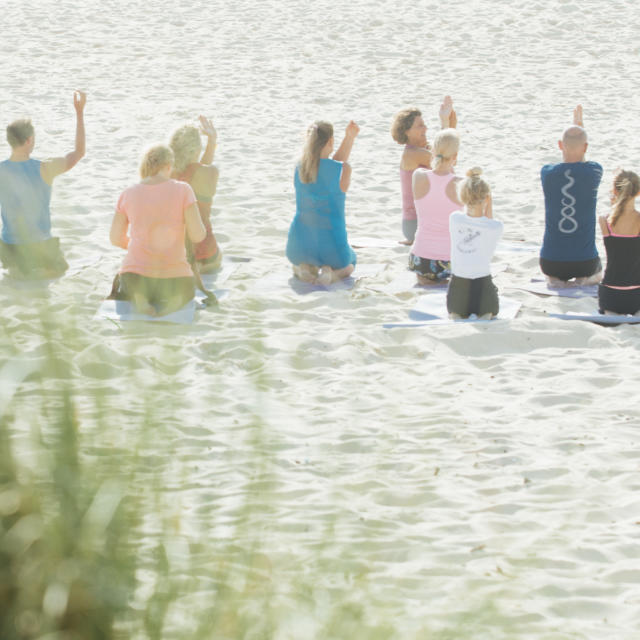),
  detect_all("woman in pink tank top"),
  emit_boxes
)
[391,96,457,245]
[409,128,462,285]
